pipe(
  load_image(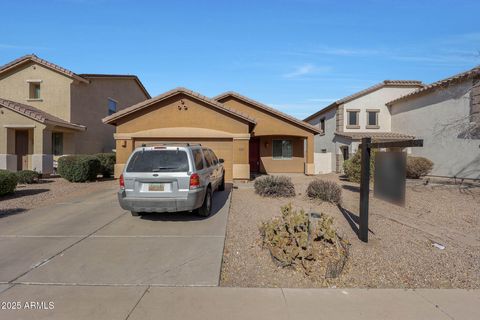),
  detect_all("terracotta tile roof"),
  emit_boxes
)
[102,87,257,125]
[0,54,89,83]
[78,74,151,98]
[303,80,424,122]
[334,131,415,141]
[0,98,86,131]
[213,91,321,134]
[387,65,480,105]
